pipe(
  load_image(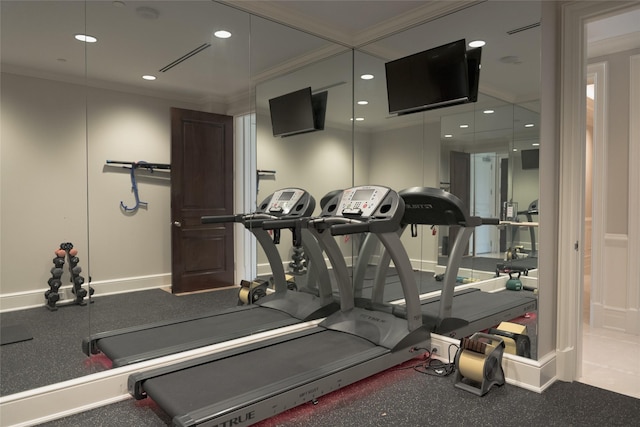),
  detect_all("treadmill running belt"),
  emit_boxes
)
[98,308,297,364]
[418,289,536,320]
[143,329,379,419]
